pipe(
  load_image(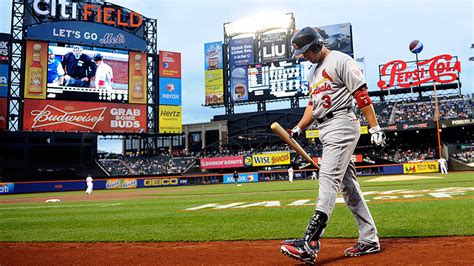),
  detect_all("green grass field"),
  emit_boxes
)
[1,172,473,242]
